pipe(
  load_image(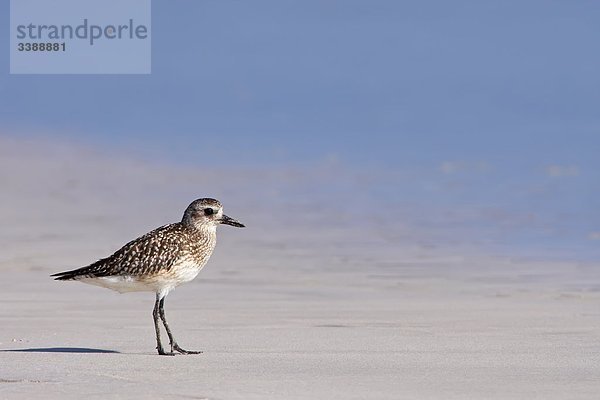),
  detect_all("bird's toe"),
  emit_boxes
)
[172,343,202,355]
